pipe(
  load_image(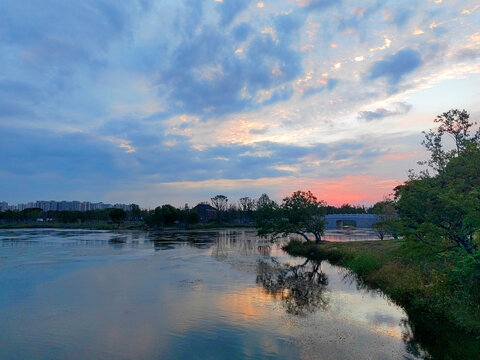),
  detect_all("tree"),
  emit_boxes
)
[181,209,200,228]
[129,204,142,221]
[211,195,228,221]
[256,193,273,209]
[109,208,126,224]
[160,204,179,226]
[421,109,479,172]
[395,109,479,254]
[238,196,255,222]
[372,199,400,240]
[256,190,326,243]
